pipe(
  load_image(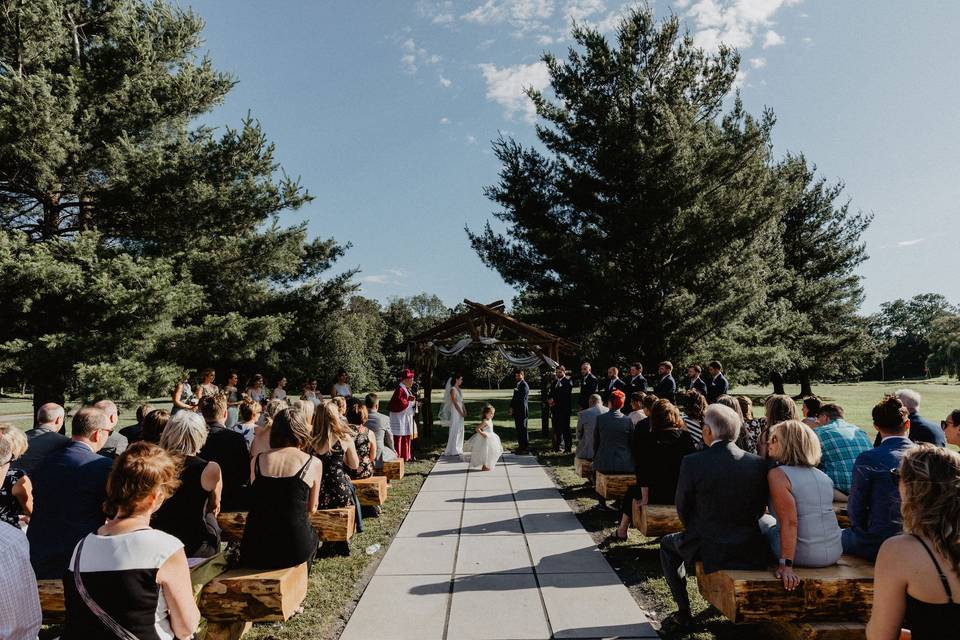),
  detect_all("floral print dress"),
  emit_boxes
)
[350,427,374,480]
[0,468,26,528]
[318,442,353,509]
